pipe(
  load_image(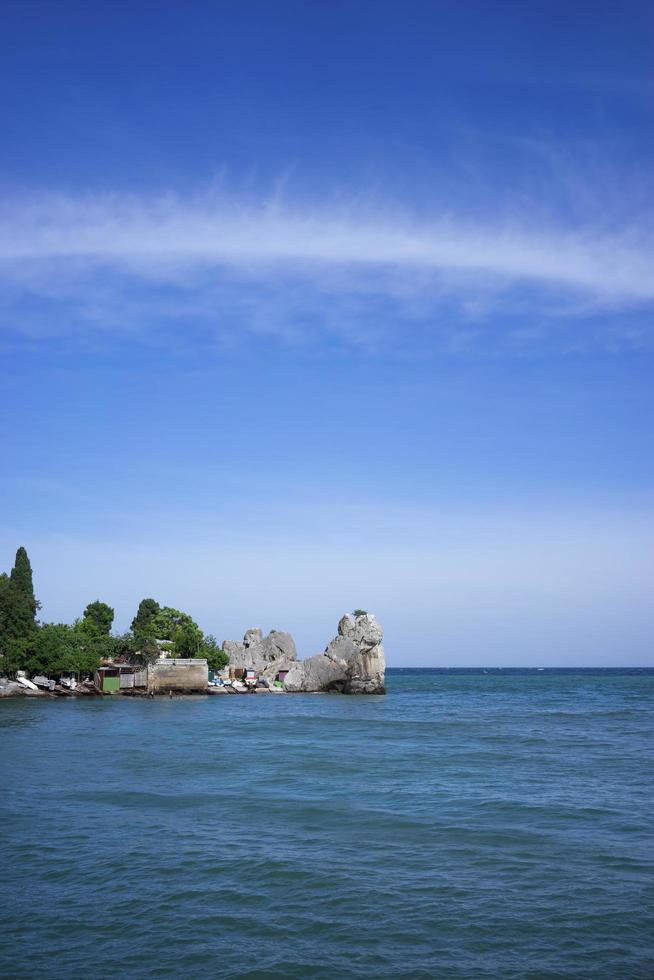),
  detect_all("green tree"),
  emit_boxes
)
[0,573,12,646]
[353,609,367,617]
[151,606,197,641]
[88,631,131,662]
[22,623,102,678]
[23,623,76,676]
[203,636,229,672]
[1,548,39,644]
[81,600,114,636]
[0,633,29,677]
[131,598,161,639]
[106,632,136,660]
[129,636,161,668]
[10,548,38,619]
[141,605,222,662]
[172,622,203,658]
